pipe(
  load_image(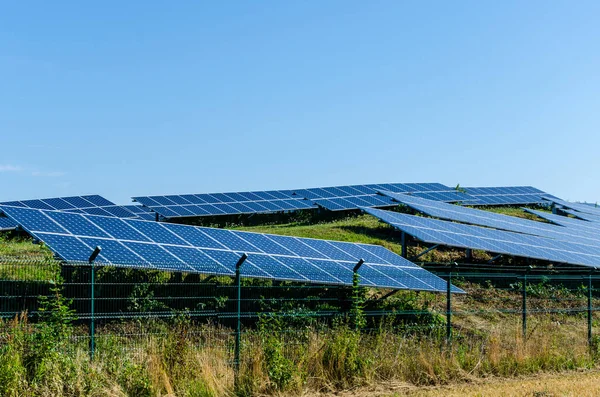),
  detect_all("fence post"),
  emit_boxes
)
[234,253,247,385]
[88,246,102,360]
[446,263,455,344]
[352,259,364,330]
[588,272,593,347]
[522,268,530,342]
